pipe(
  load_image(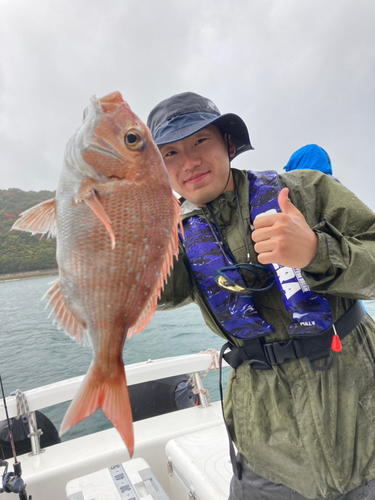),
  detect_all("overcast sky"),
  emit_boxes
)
[1,0,374,209]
